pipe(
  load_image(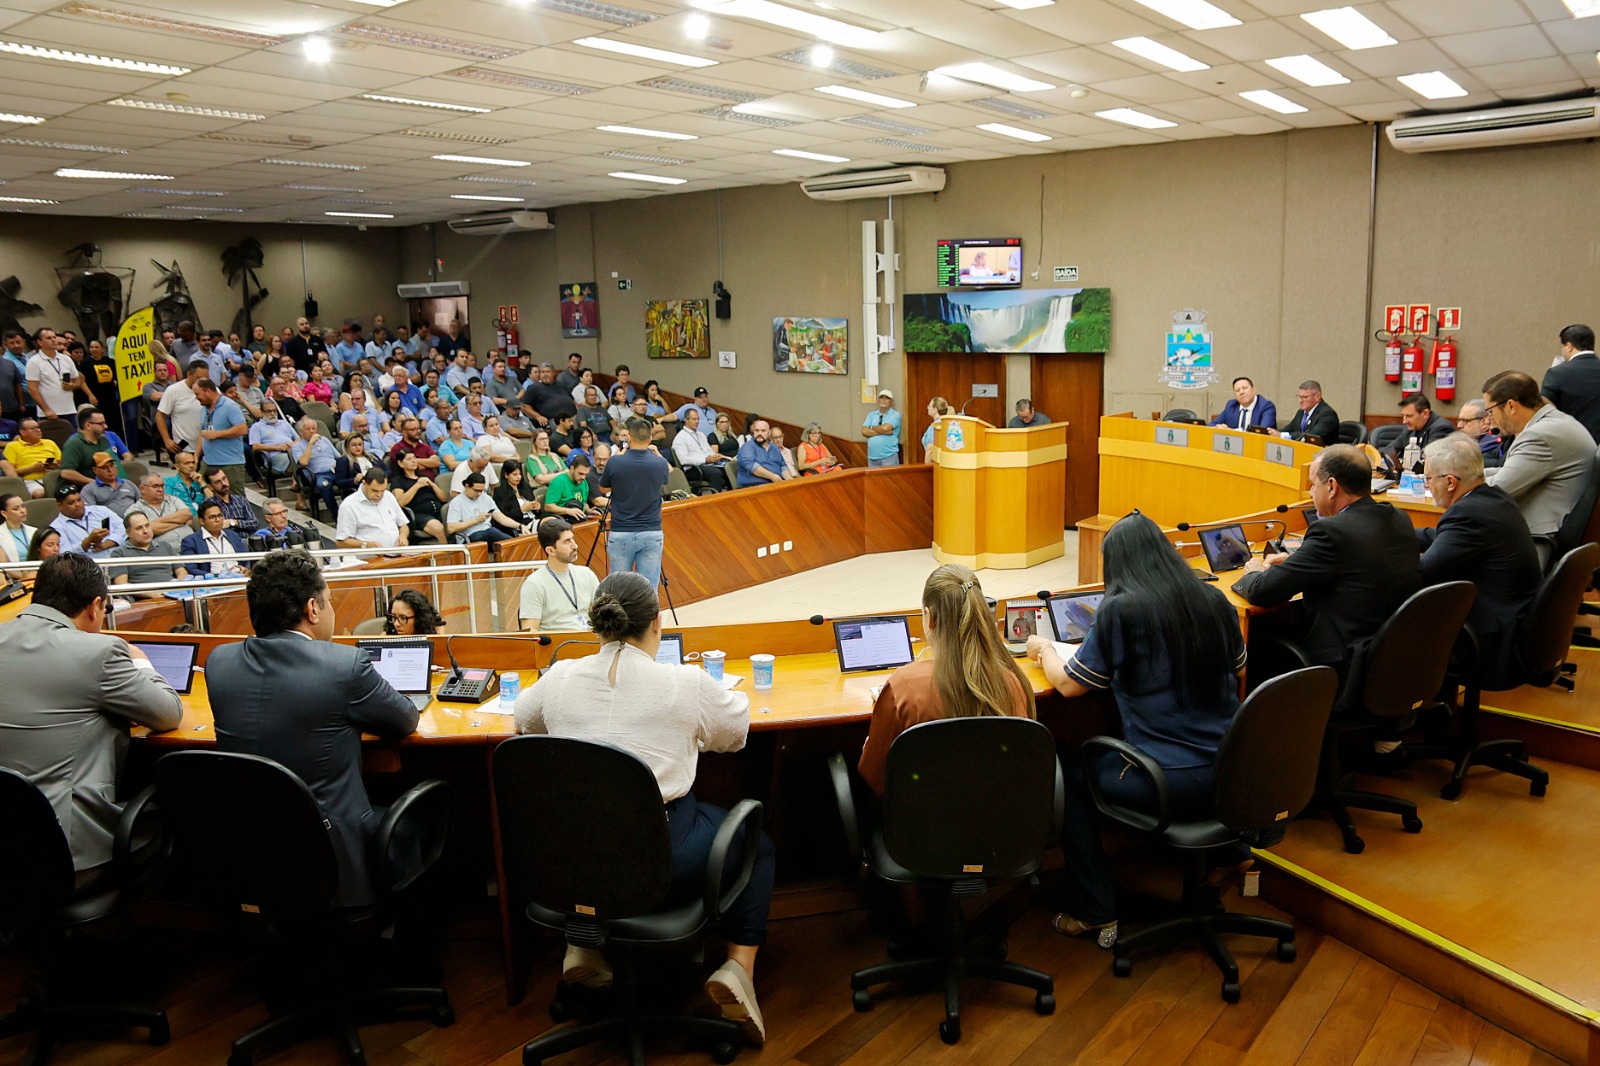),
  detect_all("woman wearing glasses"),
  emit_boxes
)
[383,588,442,636]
